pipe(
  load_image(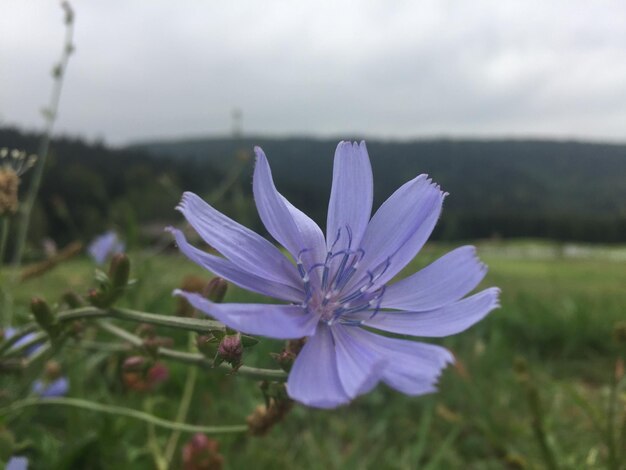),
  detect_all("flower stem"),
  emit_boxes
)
[164,333,198,465]
[0,397,248,434]
[98,320,286,381]
[0,215,10,325]
[13,4,74,268]
[0,216,9,268]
